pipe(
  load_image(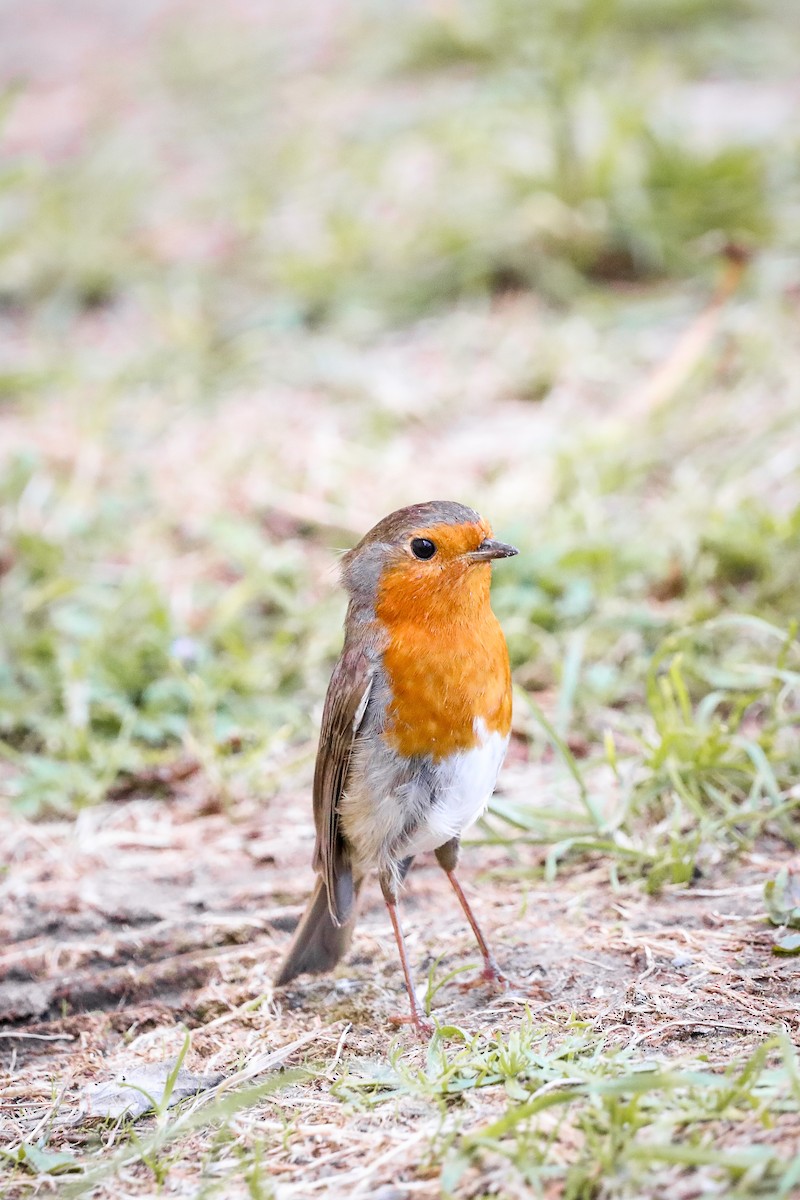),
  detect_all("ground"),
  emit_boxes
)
[1,0,800,1197]
[2,783,799,1198]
